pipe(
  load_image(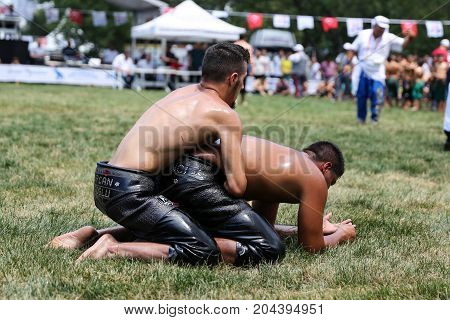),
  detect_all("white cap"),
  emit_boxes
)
[293,44,304,52]
[440,39,450,48]
[372,15,390,29]
[343,42,354,51]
